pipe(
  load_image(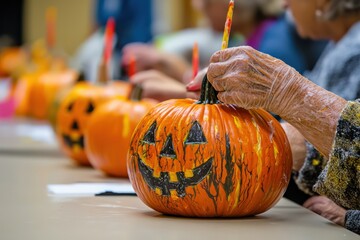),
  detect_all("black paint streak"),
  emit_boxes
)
[223,134,235,198]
